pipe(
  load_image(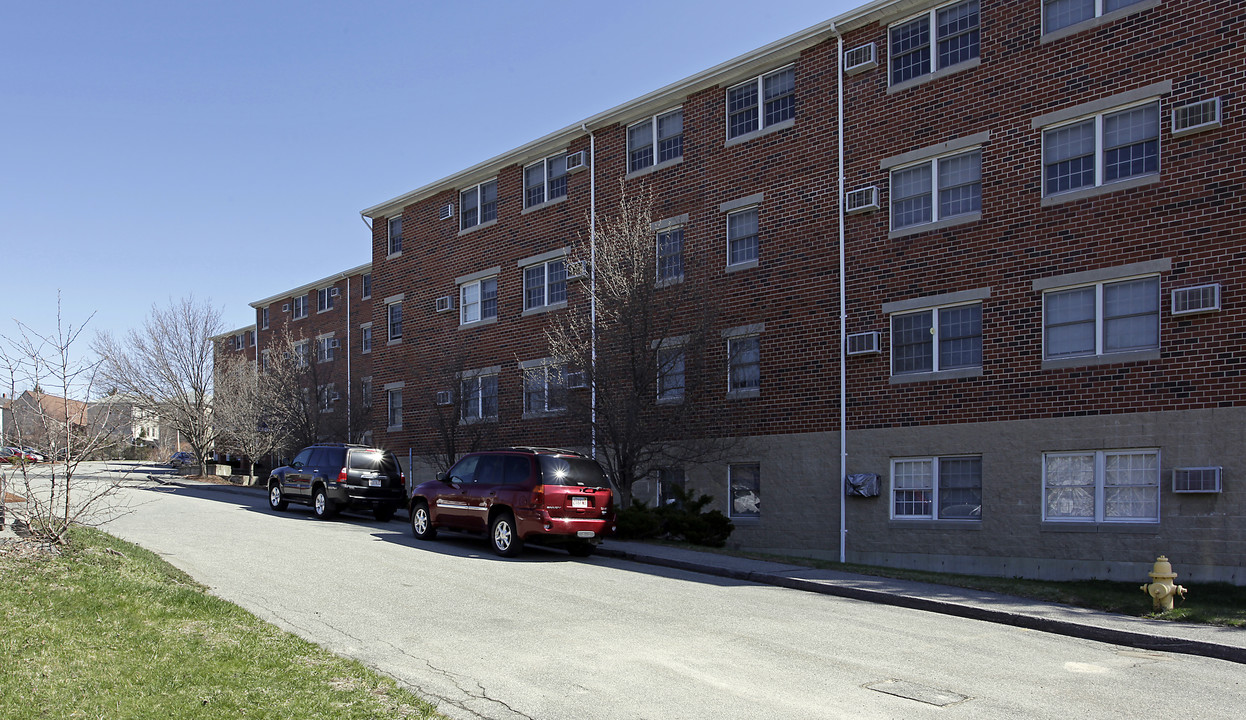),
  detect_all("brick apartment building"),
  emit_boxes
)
[219,0,1243,584]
